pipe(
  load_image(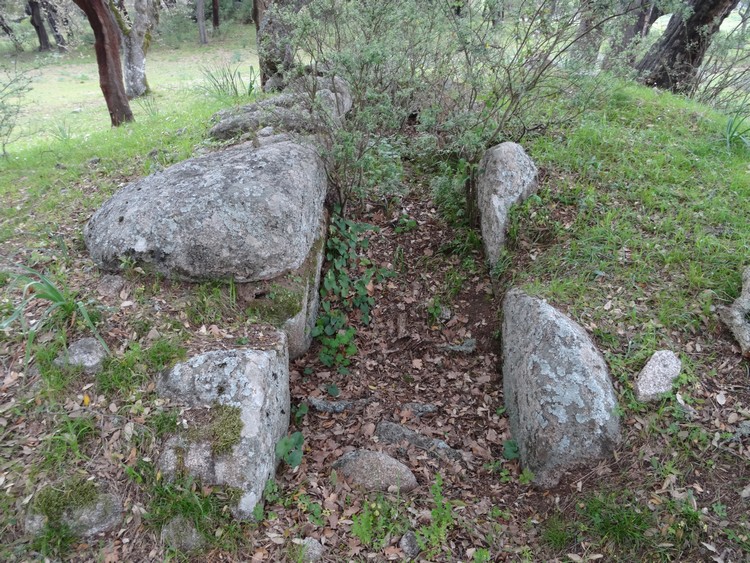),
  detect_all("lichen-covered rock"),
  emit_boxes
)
[209,77,352,141]
[25,491,122,538]
[502,289,620,487]
[238,213,327,359]
[53,337,108,374]
[300,537,325,562]
[720,266,750,357]
[477,143,538,267]
[156,334,289,518]
[85,141,327,283]
[333,450,418,493]
[160,515,205,553]
[635,350,682,402]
